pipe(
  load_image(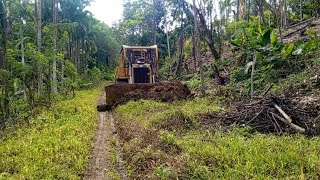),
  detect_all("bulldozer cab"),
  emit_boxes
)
[116,45,158,84]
